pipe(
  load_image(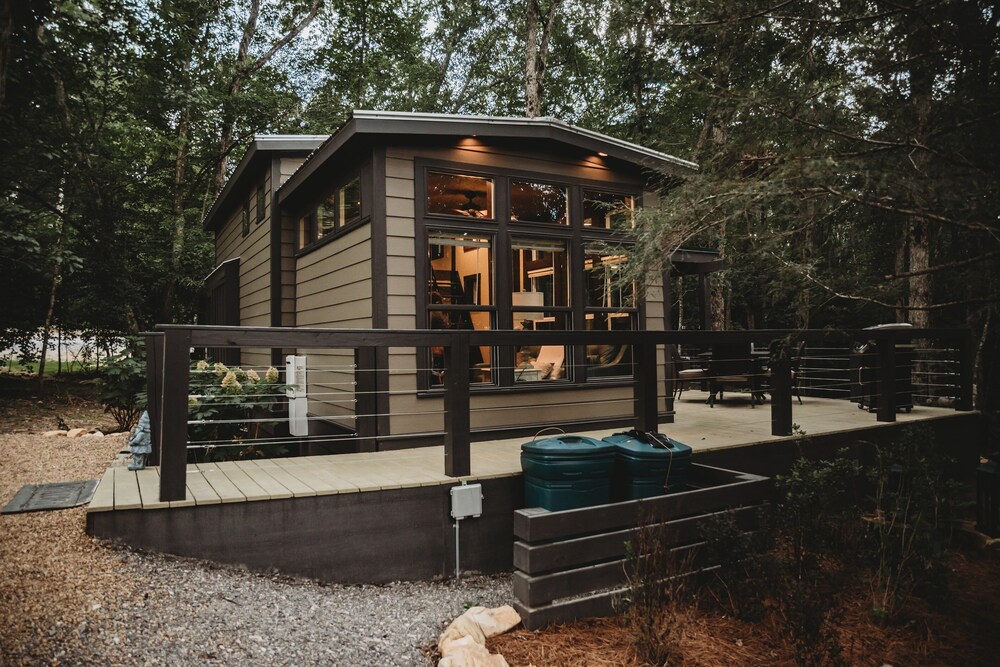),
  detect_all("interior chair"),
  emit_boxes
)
[532,345,566,380]
[671,347,707,399]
